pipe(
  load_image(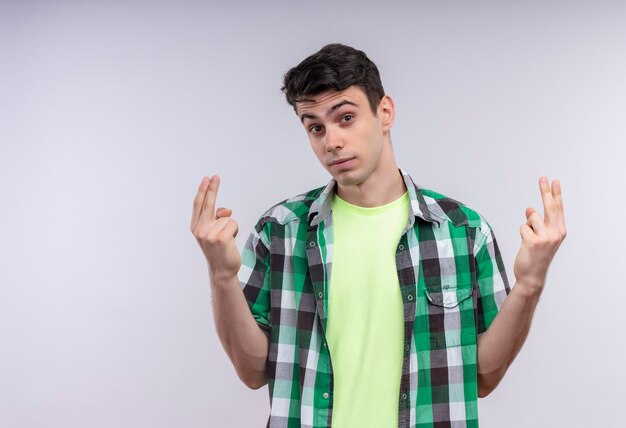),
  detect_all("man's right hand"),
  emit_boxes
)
[190,175,241,281]
[190,175,269,389]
